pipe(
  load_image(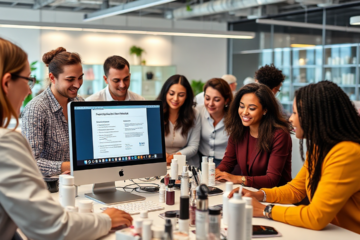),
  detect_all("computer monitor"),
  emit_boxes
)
[68,101,167,205]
